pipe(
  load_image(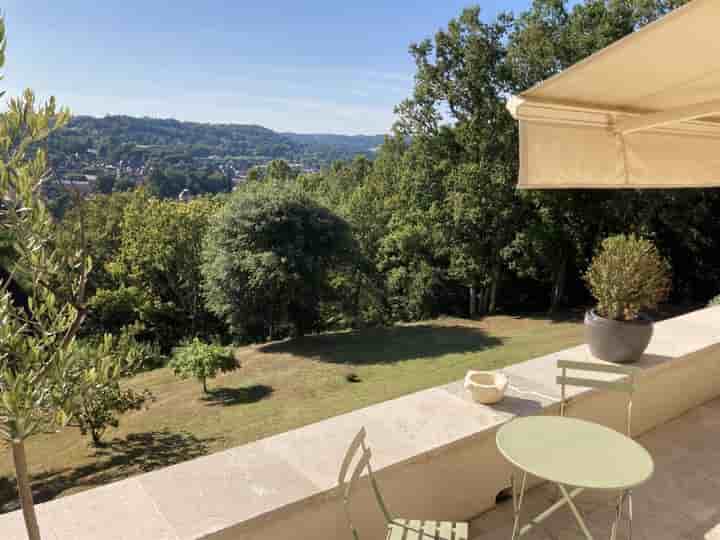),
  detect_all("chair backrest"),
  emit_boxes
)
[557,360,637,436]
[338,427,392,540]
